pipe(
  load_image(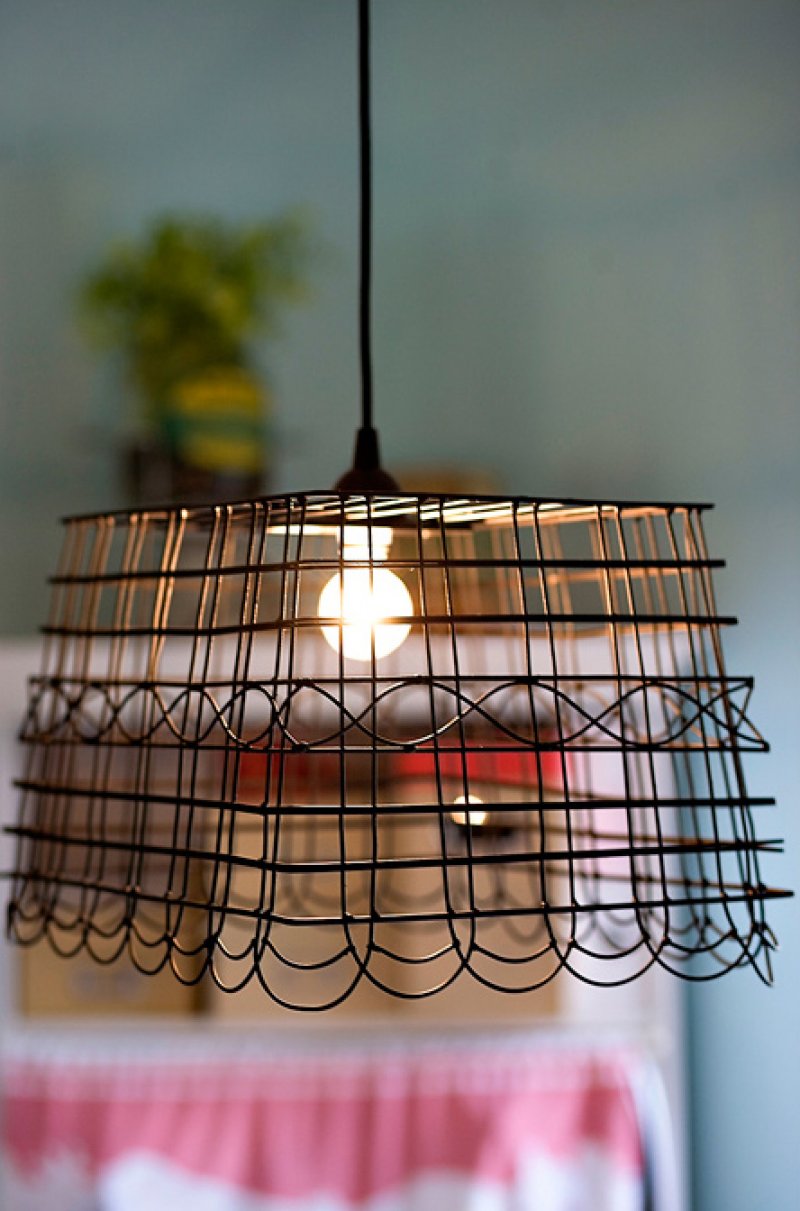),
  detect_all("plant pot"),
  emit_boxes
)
[126,365,270,506]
